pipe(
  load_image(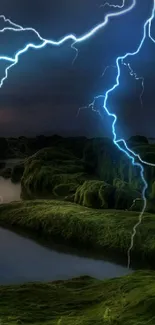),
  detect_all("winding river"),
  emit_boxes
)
[0,159,132,284]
